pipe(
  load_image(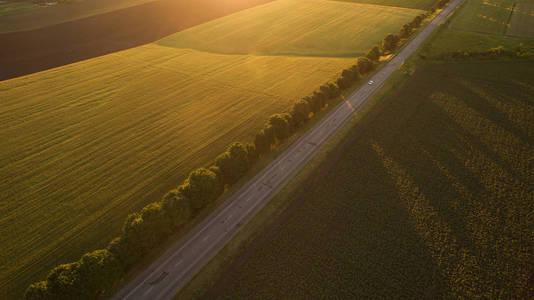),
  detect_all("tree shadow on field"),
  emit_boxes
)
[205,114,450,299]
[369,66,534,297]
